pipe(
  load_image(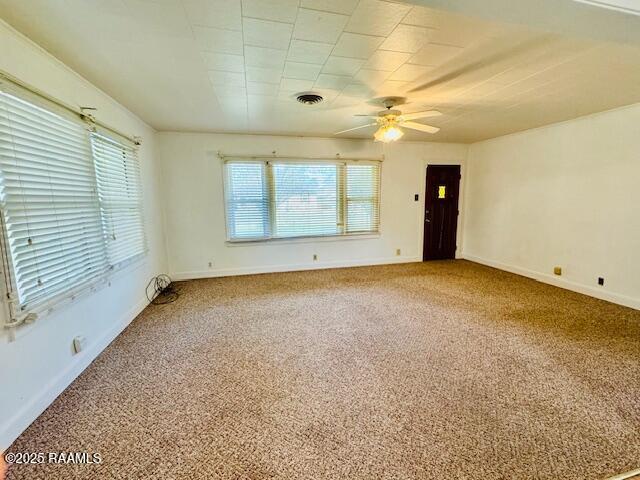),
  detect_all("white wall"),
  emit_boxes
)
[0,21,167,448]
[463,103,640,309]
[158,133,468,279]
